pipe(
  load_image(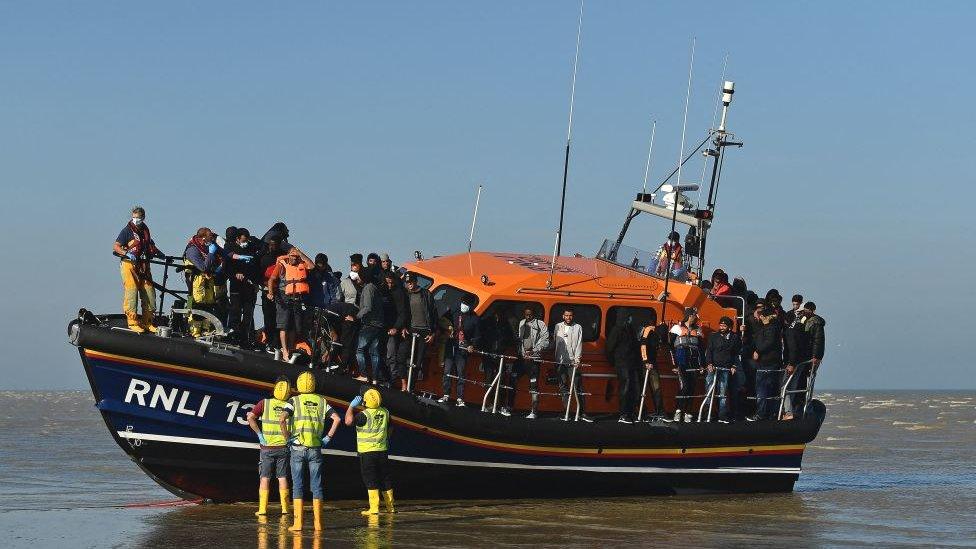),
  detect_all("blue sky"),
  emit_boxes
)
[0,1,971,389]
